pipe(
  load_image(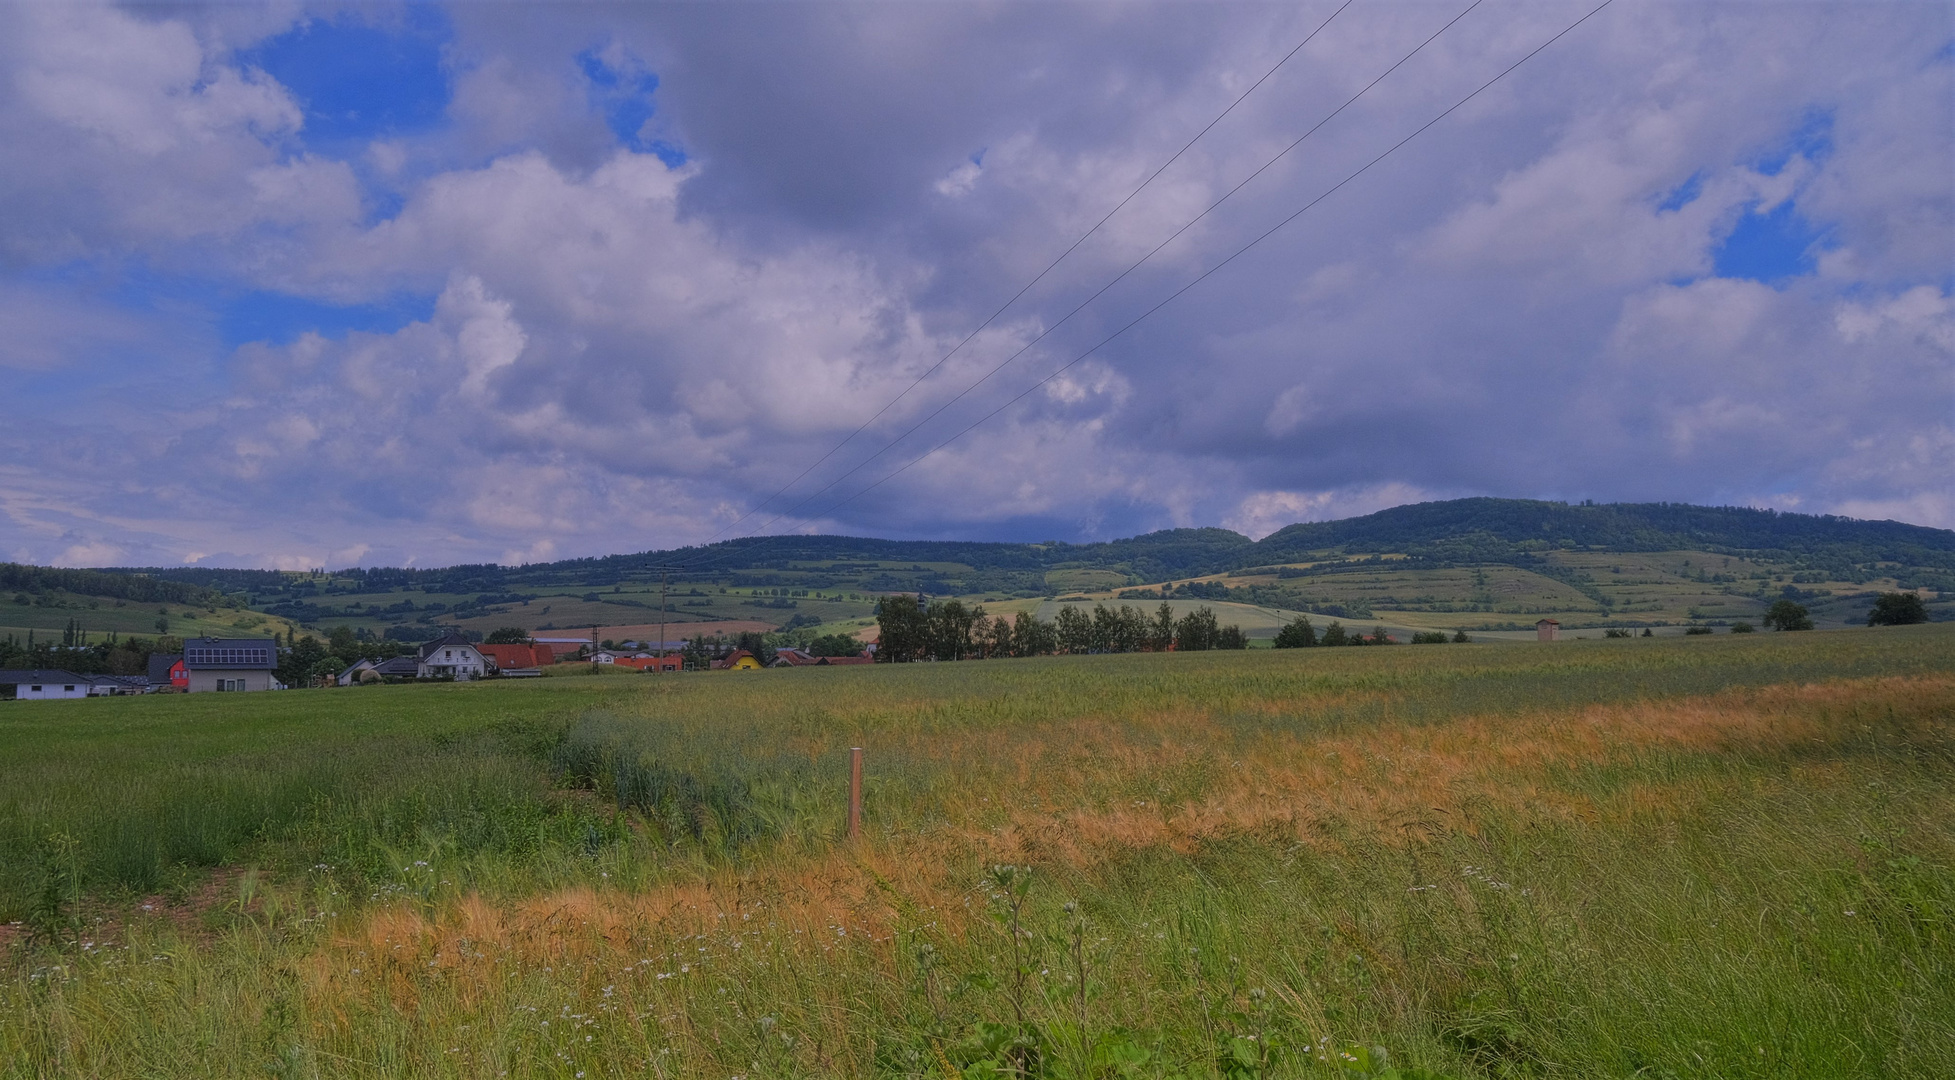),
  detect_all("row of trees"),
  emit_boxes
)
[0,631,165,675]
[277,626,419,686]
[1271,616,1477,646]
[875,597,1247,662]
